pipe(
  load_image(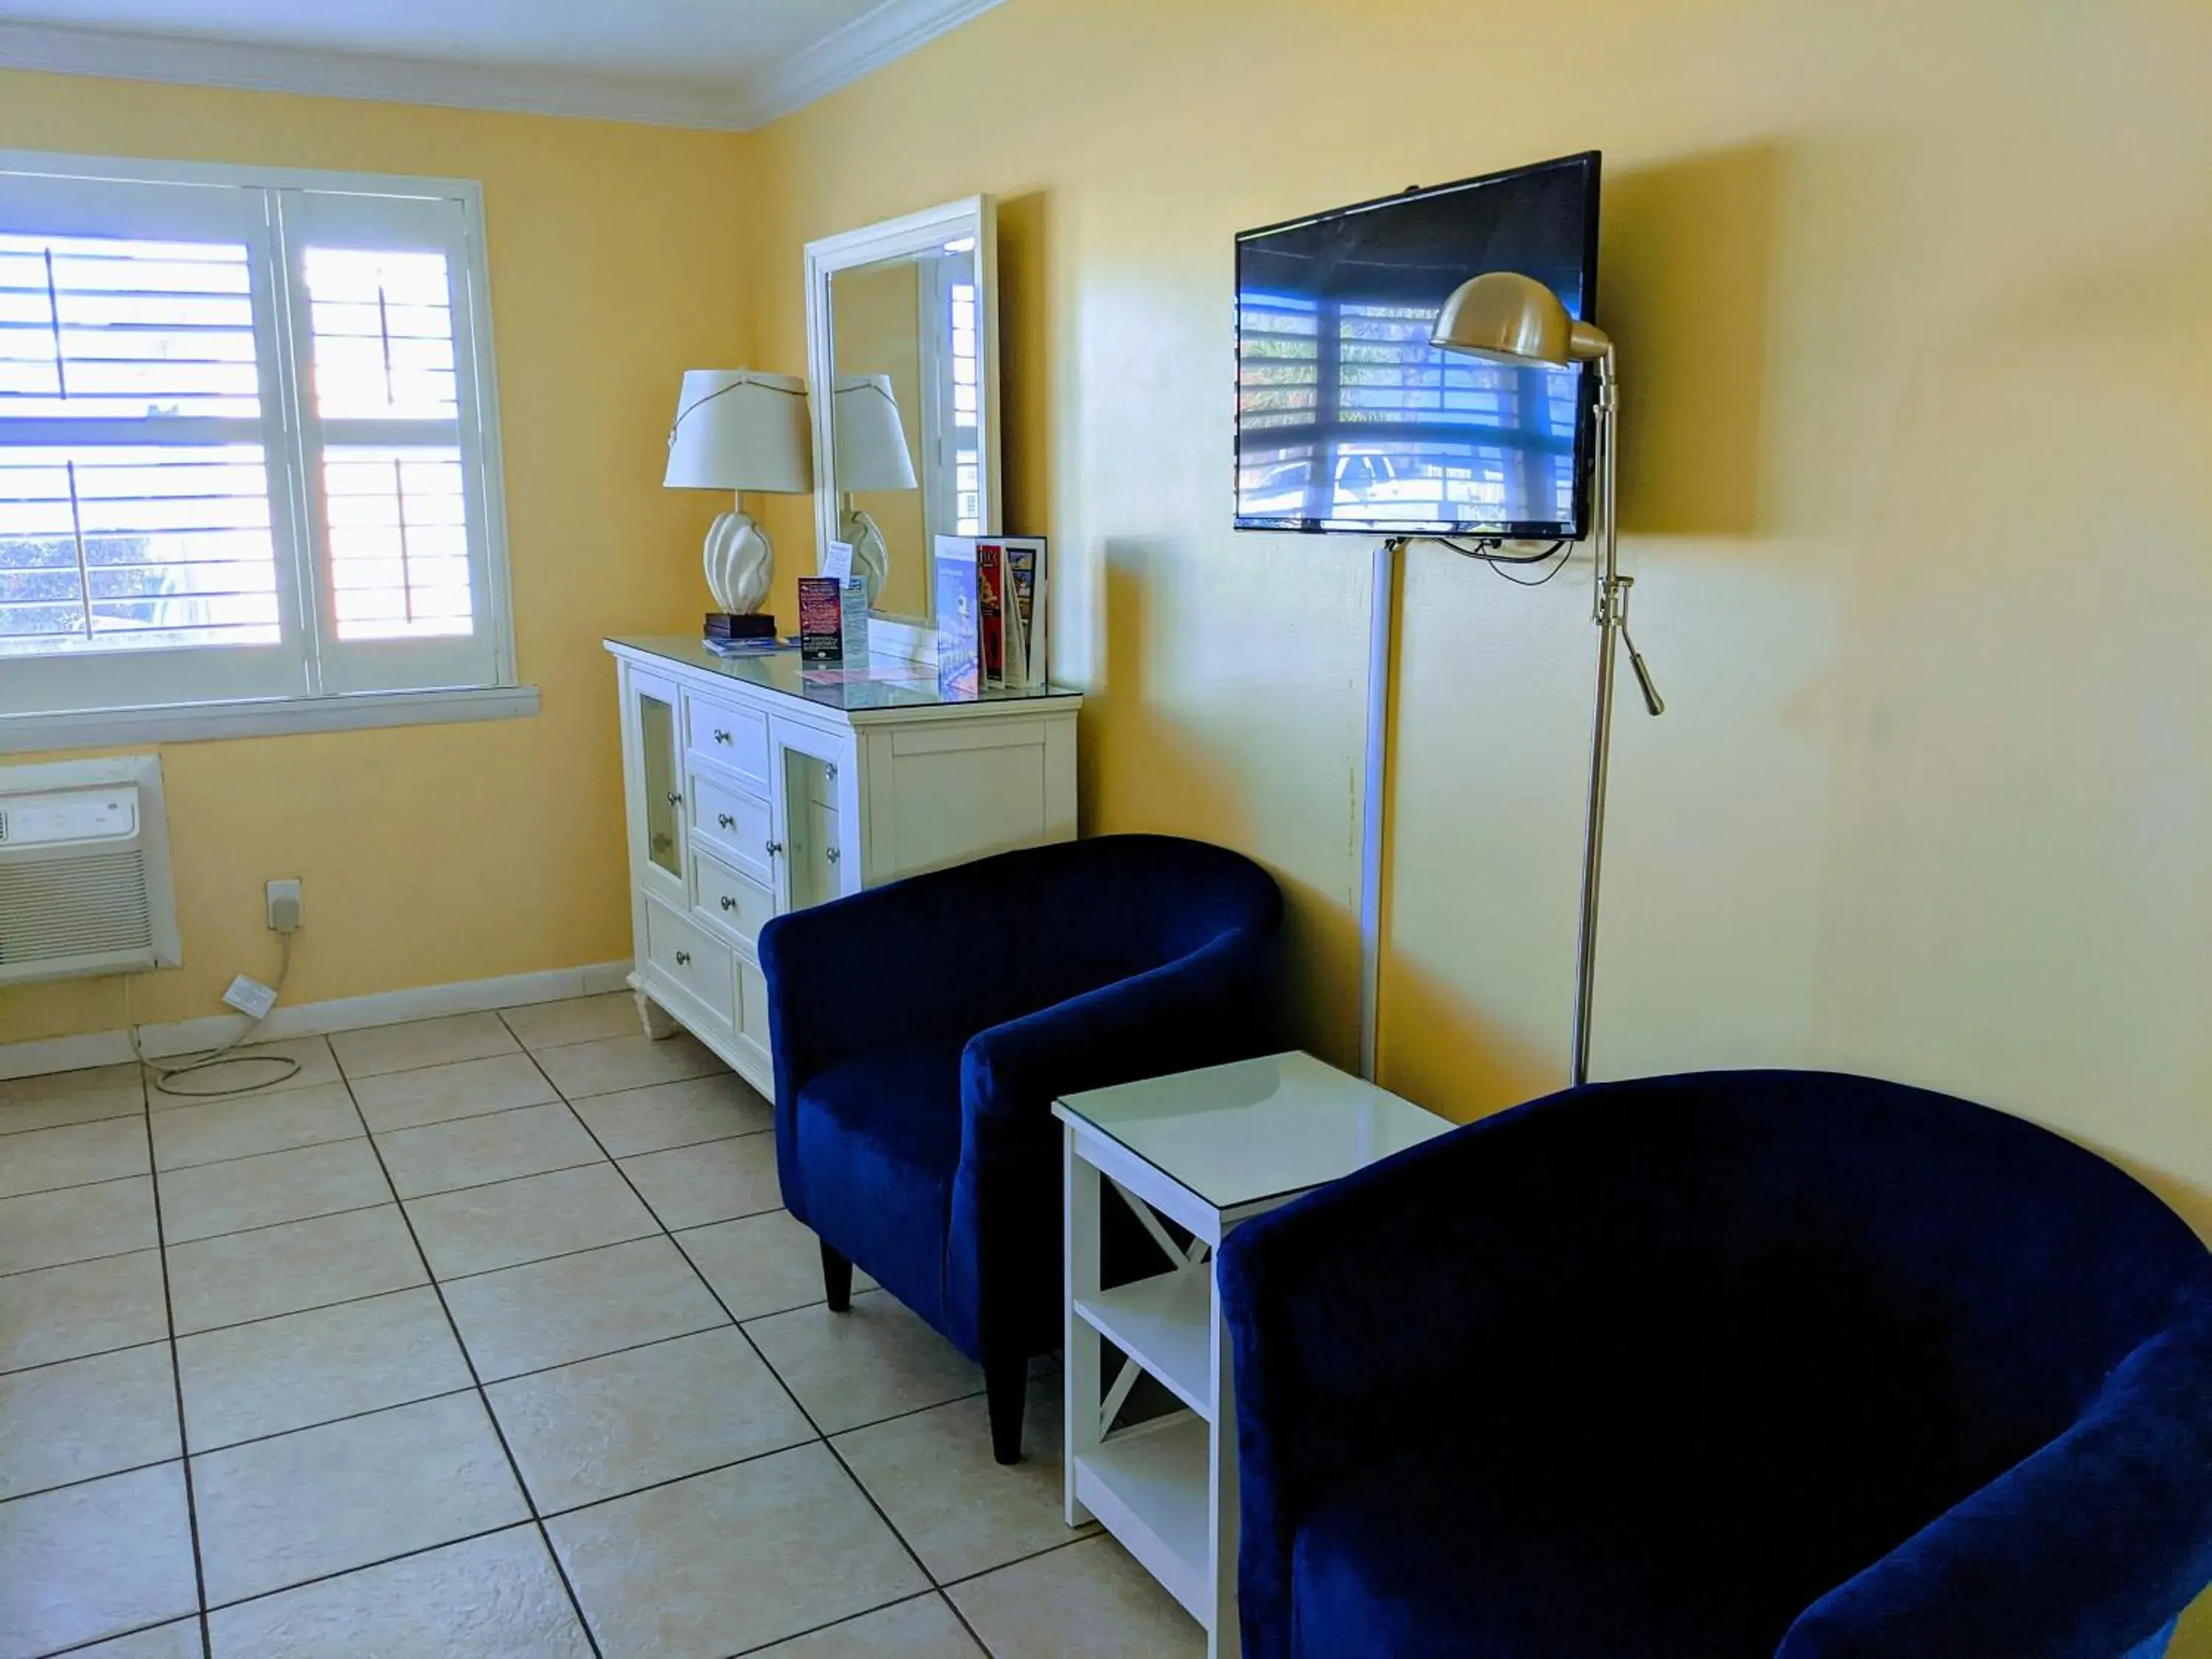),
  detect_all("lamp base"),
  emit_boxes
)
[704,508,774,616]
[704,612,778,641]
